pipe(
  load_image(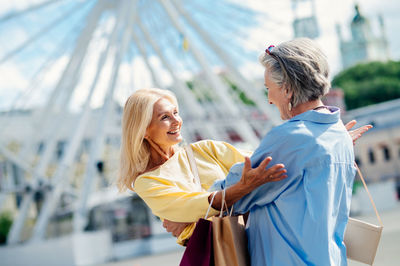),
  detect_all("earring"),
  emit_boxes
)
[288,102,292,111]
